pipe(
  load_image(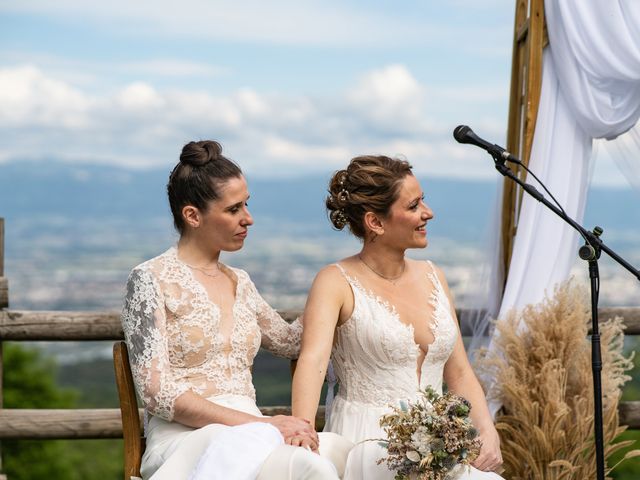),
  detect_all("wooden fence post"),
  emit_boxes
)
[0,217,6,307]
[0,217,7,479]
